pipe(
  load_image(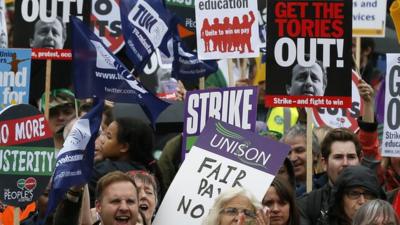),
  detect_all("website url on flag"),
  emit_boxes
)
[104,87,136,94]
[95,71,123,80]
